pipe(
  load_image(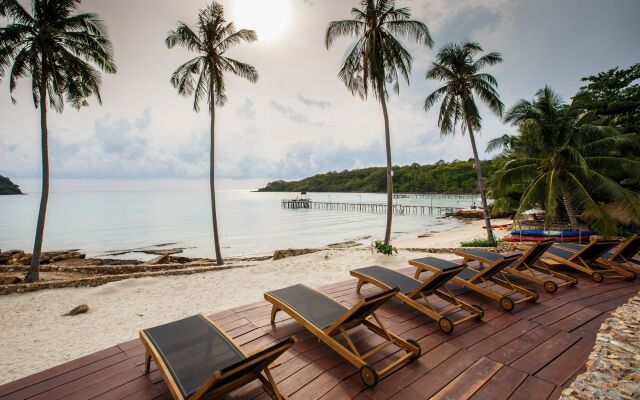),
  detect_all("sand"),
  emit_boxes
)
[0,218,511,385]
